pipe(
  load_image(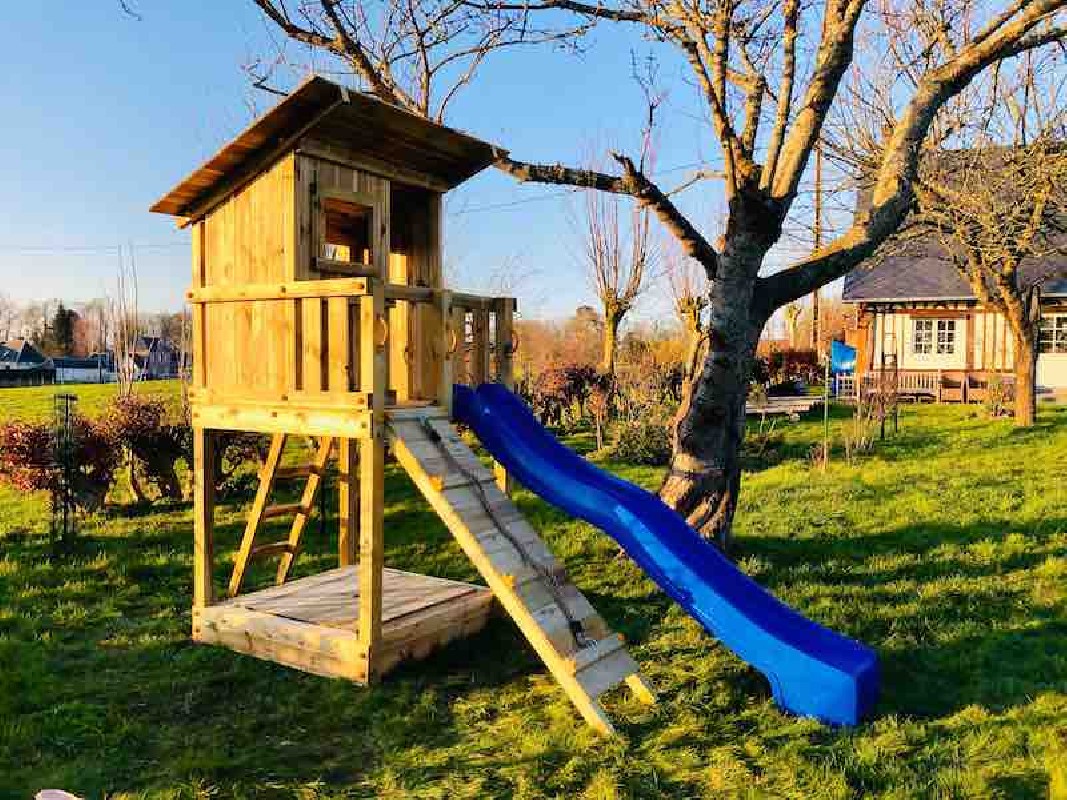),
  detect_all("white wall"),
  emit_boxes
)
[874,312,968,370]
[869,307,1067,391]
[55,367,114,384]
[1037,354,1067,391]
